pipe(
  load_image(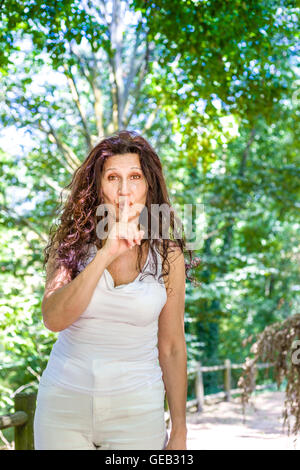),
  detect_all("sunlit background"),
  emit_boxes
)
[0,0,299,450]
